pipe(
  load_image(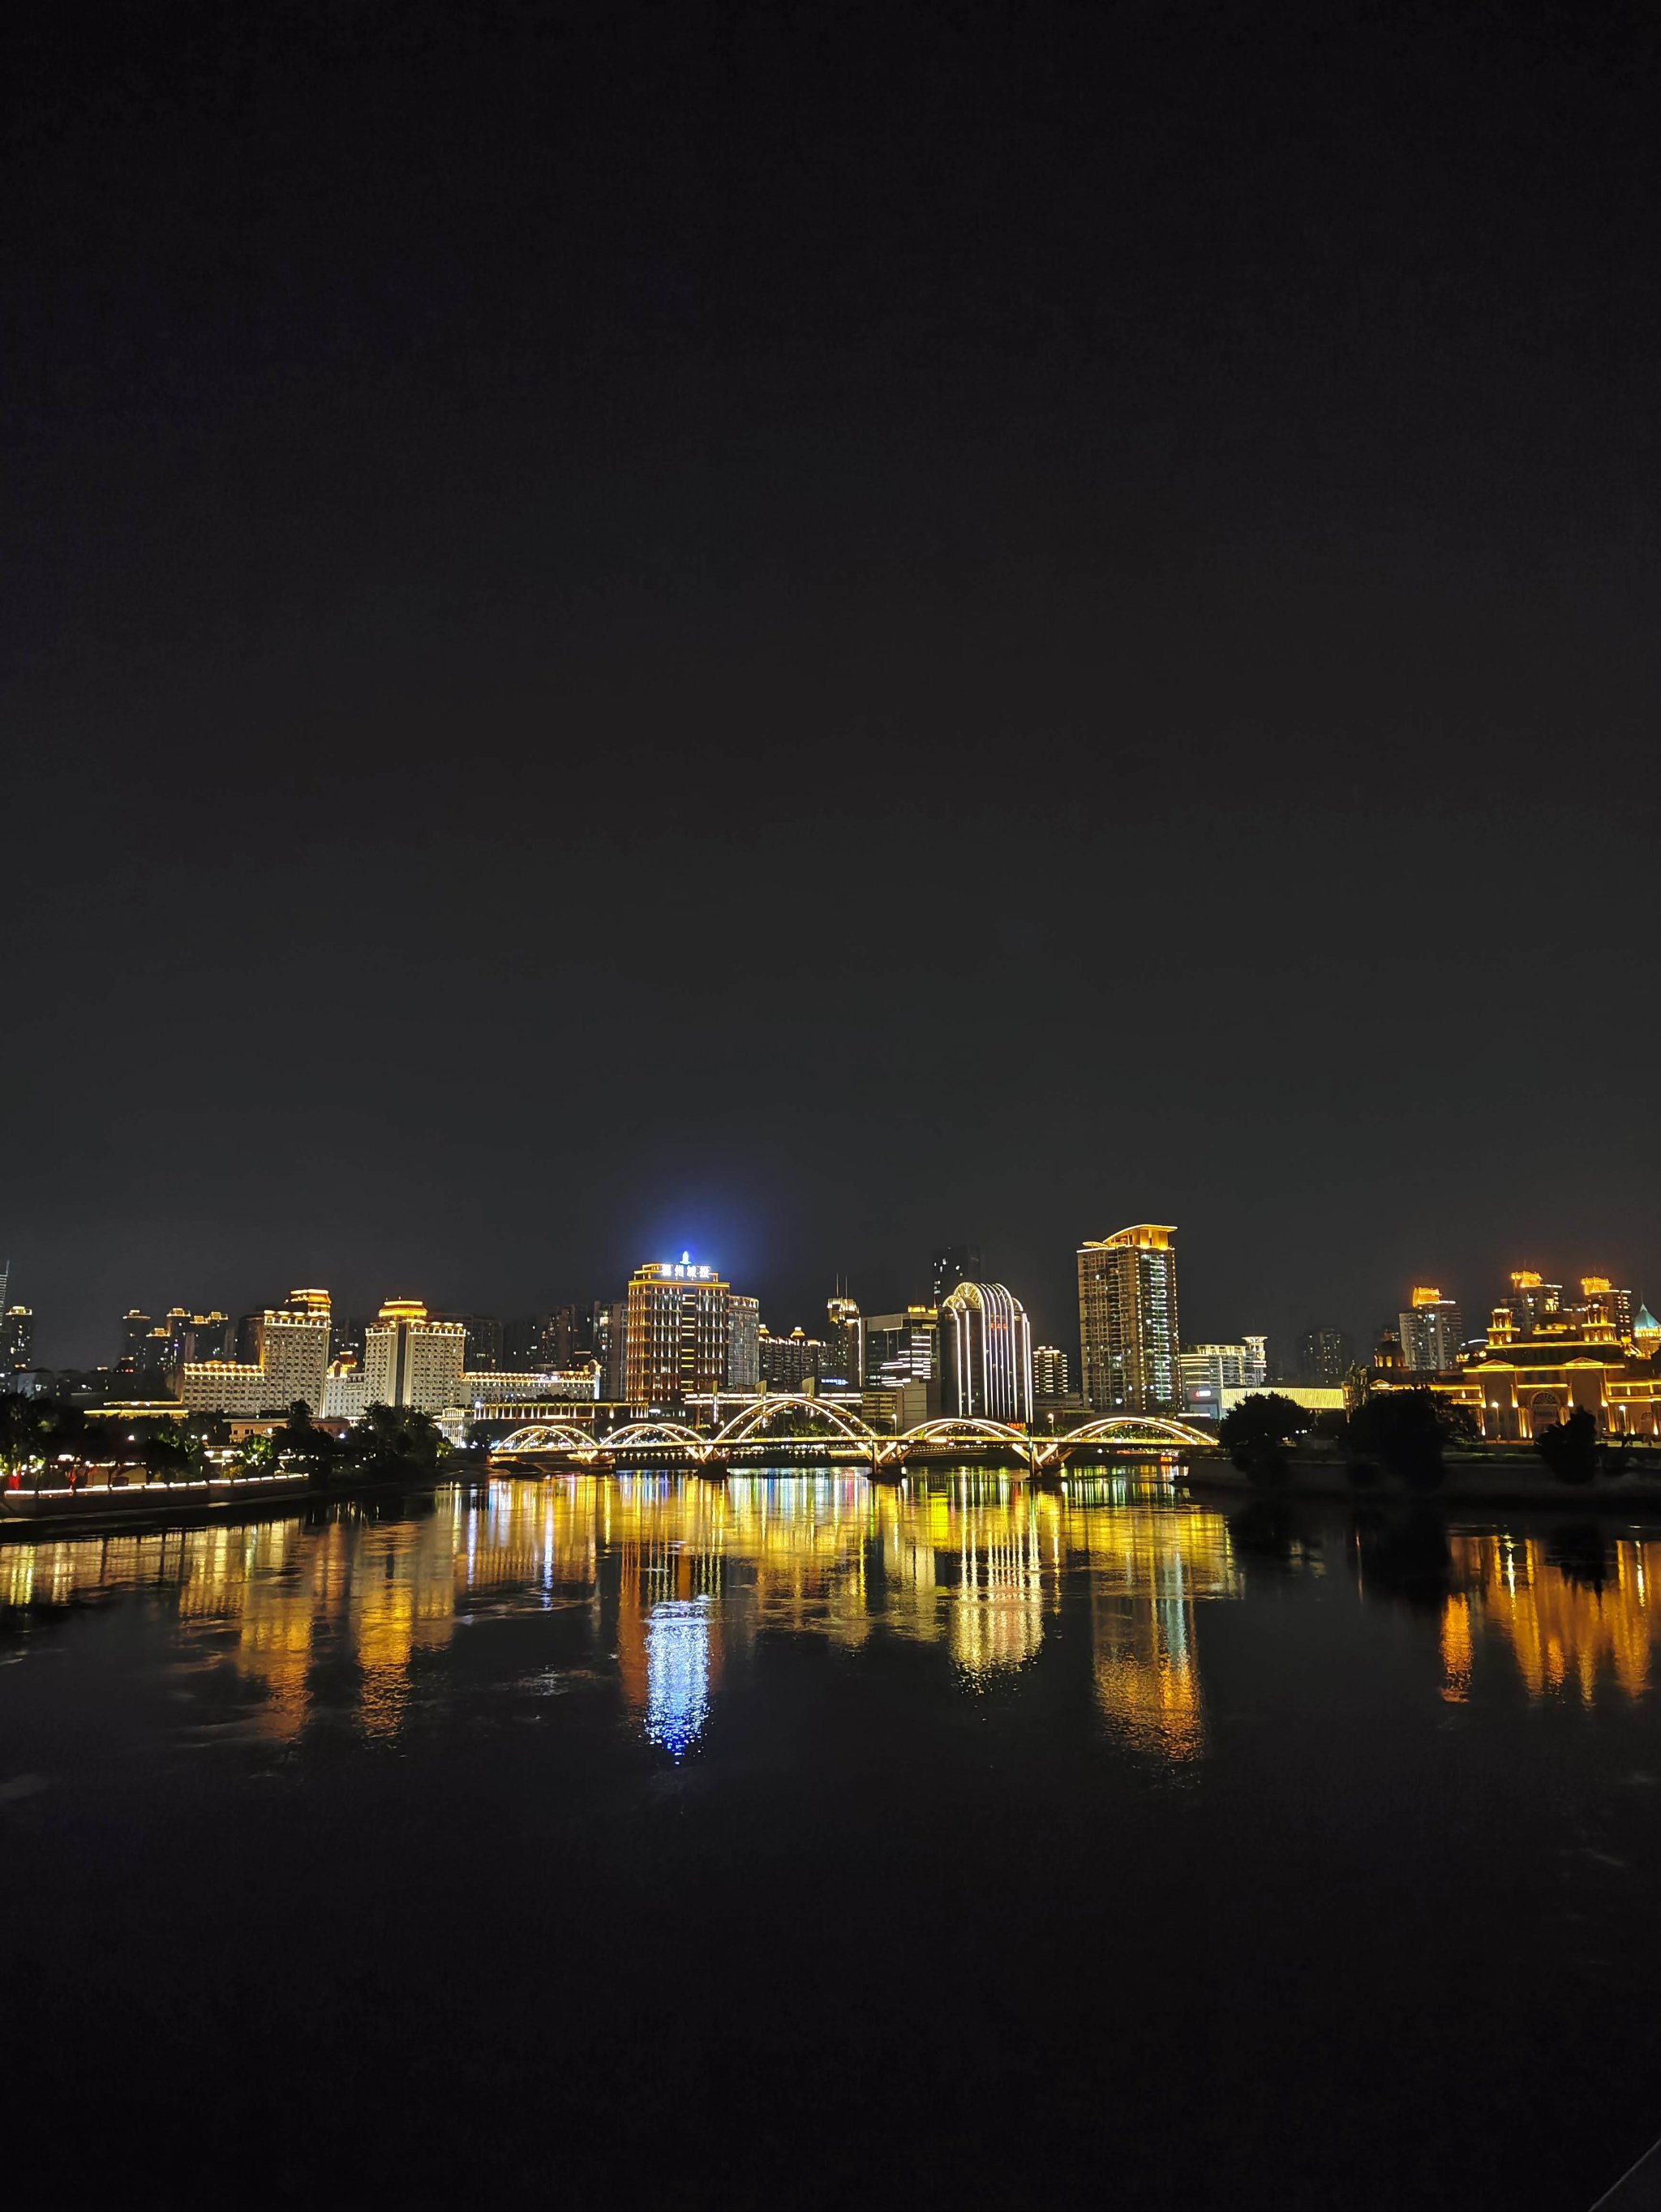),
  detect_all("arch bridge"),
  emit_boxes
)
[487,1395,1208,1473]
